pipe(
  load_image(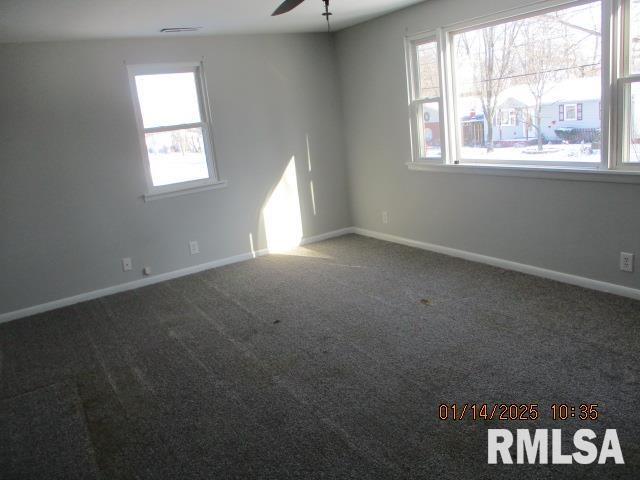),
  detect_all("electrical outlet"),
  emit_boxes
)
[121,257,132,272]
[382,211,389,224]
[189,240,200,255]
[143,266,152,276]
[620,252,634,272]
